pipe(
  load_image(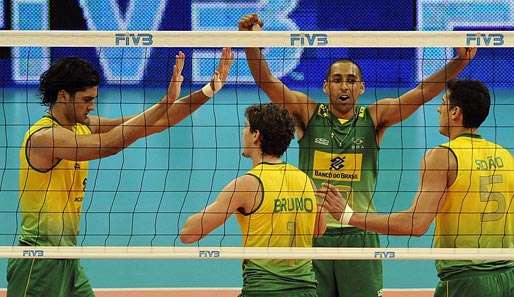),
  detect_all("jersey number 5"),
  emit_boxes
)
[480,175,506,222]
